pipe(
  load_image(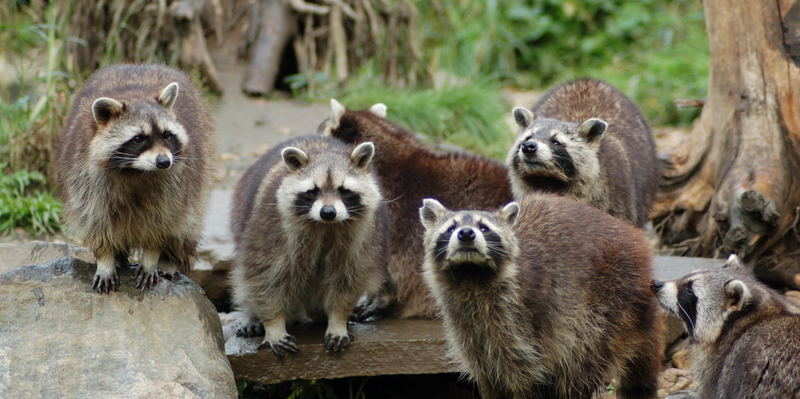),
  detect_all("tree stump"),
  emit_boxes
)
[653,0,800,288]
